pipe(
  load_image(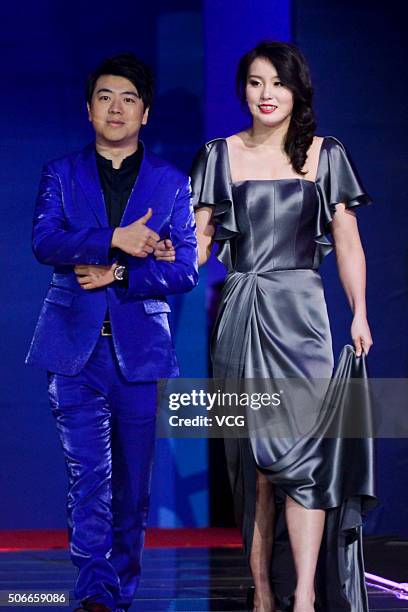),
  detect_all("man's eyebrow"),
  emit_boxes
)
[96,88,139,97]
